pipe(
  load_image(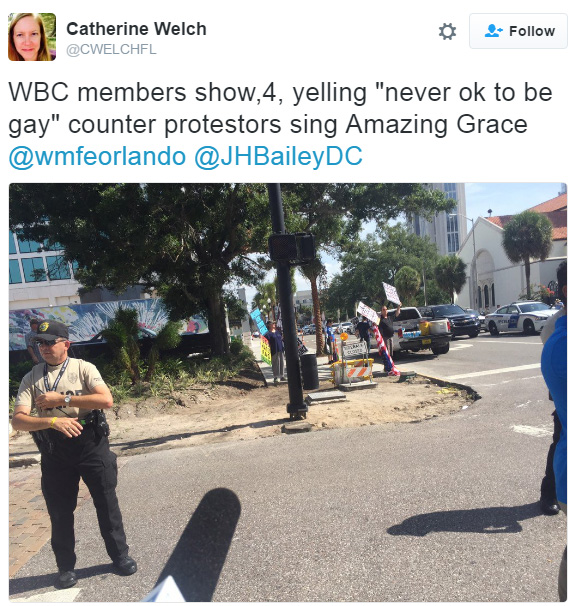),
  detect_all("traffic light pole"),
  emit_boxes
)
[267,184,306,419]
